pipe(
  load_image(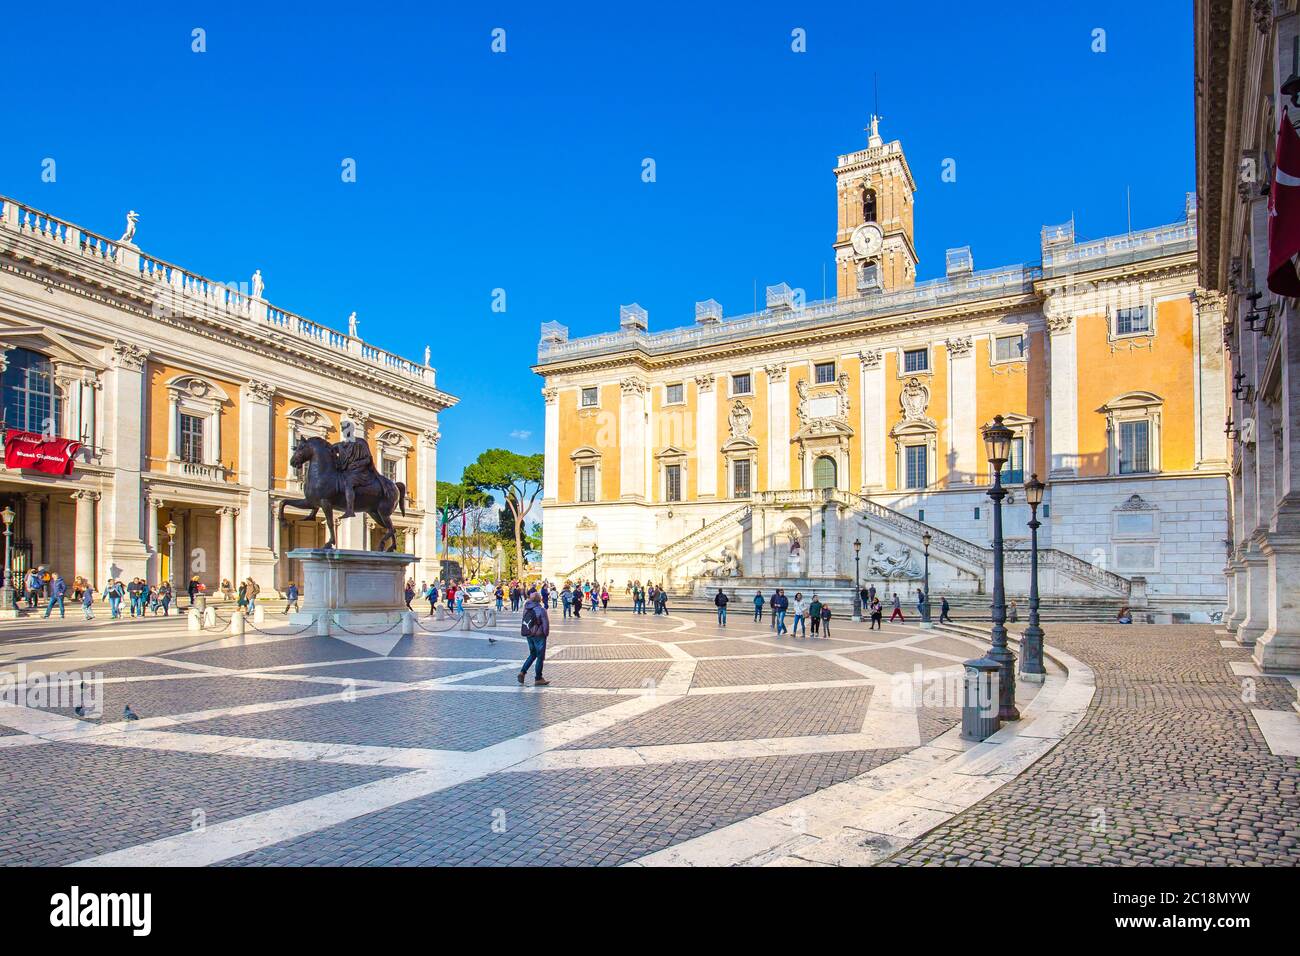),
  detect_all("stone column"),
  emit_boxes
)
[217,506,238,588]
[146,495,162,585]
[239,381,277,588]
[859,350,886,491]
[418,427,440,581]
[695,374,717,497]
[946,337,978,485]
[23,494,43,567]
[1192,289,1229,469]
[619,378,647,500]
[1253,303,1300,672]
[766,364,790,491]
[1046,311,1078,476]
[102,341,150,577]
[71,491,98,584]
[542,387,559,501]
